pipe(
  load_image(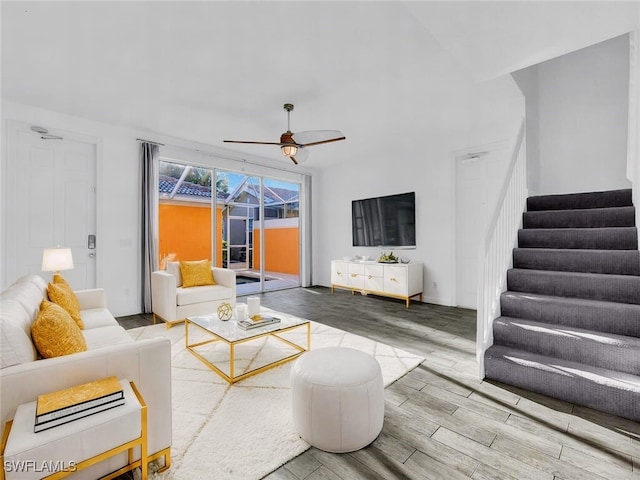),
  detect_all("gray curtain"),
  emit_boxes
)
[140,142,159,313]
